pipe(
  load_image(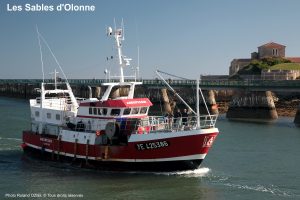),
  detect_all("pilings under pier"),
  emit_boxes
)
[226,91,278,121]
[159,88,218,115]
[199,90,219,115]
[161,88,176,114]
[2,82,300,124]
[294,104,300,125]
